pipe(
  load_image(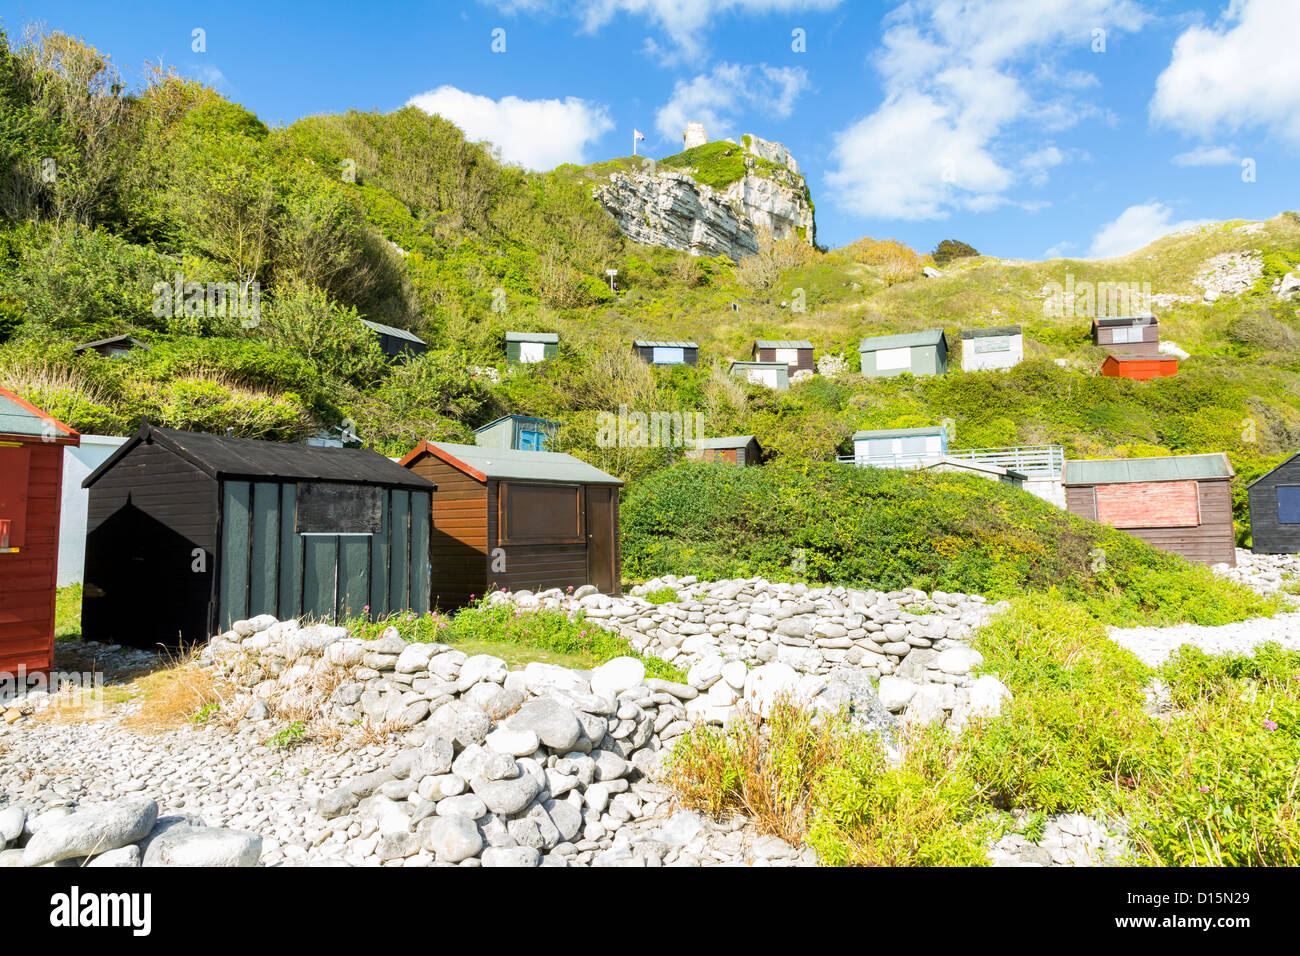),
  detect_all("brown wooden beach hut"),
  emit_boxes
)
[399,441,623,608]
[0,387,80,679]
[1062,453,1235,566]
